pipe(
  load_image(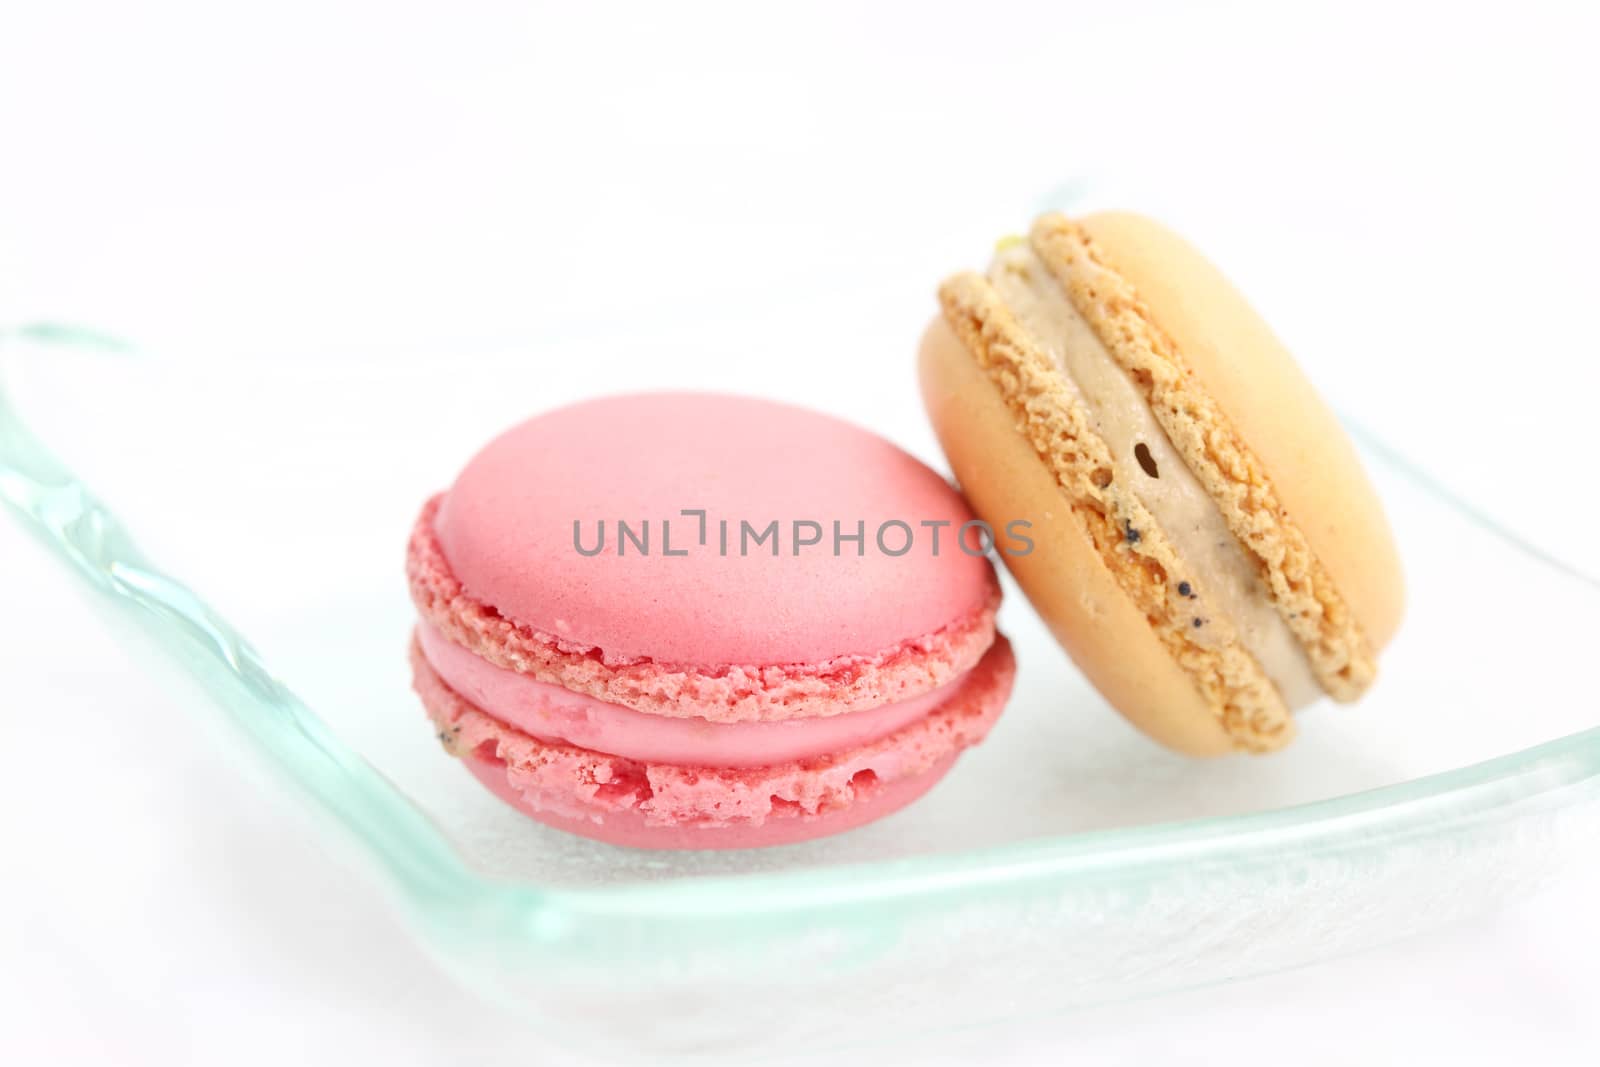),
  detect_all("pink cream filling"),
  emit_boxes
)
[416,620,967,768]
